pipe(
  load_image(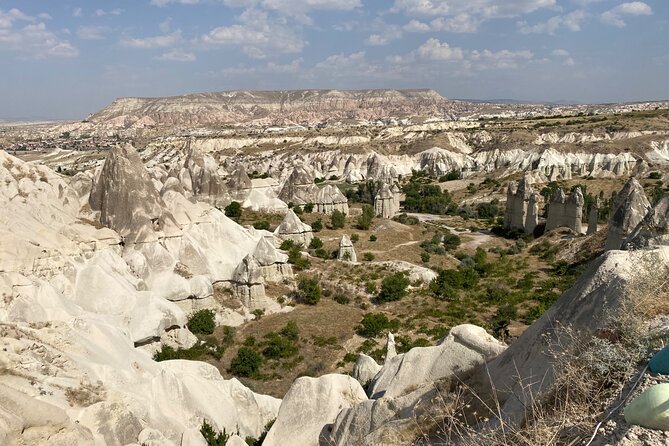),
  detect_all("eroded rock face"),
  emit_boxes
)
[367,324,507,399]
[263,374,368,446]
[274,209,313,246]
[181,144,229,207]
[605,177,652,250]
[545,186,584,233]
[253,237,293,282]
[316,185,349,214]
[227,165,252,202]
[352,354,382,387]
[231,254,279,312]
[626,196,669,247]
[278,167,319,206]
[374,183,399,219]
[504,175,537,233]
[90,144,180,244]
[337,235,357,262]
[587,197,601,235]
